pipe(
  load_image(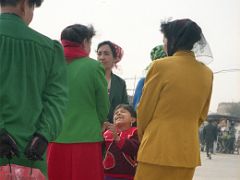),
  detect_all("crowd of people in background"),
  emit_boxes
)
[2,0,238,180]
[199,120,239,158]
